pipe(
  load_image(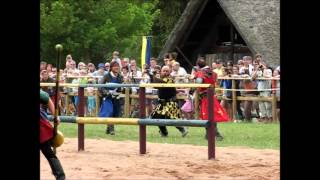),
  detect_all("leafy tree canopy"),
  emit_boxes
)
[41,0,186,66]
